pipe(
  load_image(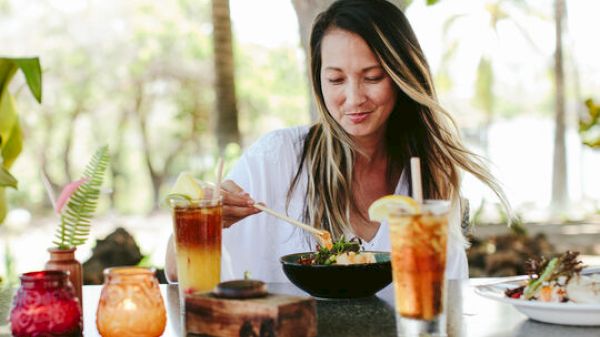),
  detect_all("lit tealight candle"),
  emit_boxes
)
[96,267,166,337]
